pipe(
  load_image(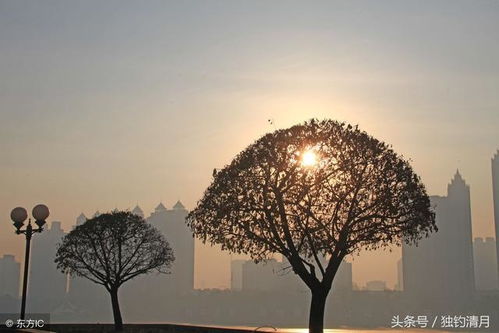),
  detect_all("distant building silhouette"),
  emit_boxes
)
[0,255,20,298]
[242,259,281,292]
[146,201,194,293]
[230,260,246,291]
[402,171,475,308]
[331,261,352,292]
[131,205,144,218]
[75,213,87,226]
[492,151,499,281]
[29,221,68,312]
[473,237,498,290]
[119,202,194,320]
